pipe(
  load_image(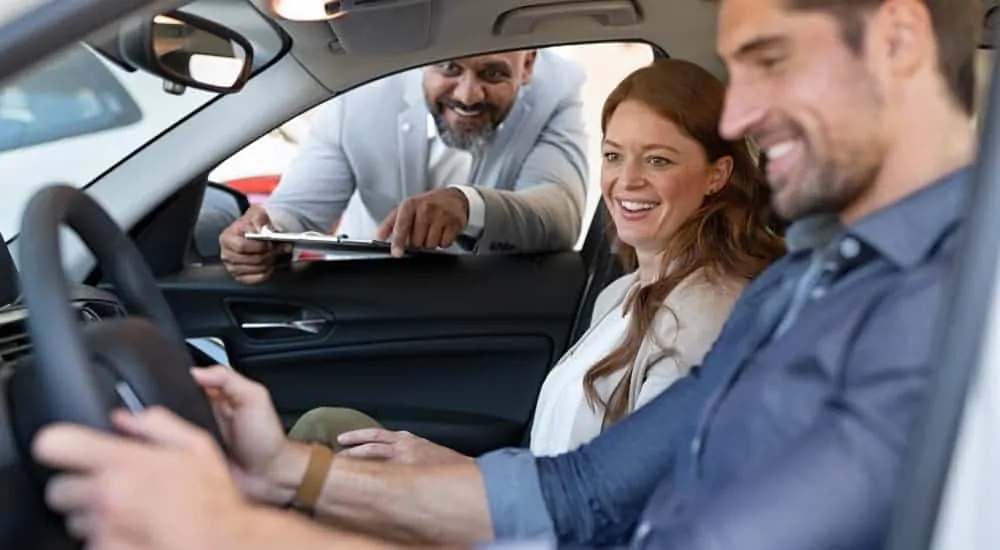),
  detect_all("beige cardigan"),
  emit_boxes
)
[579,269,745,415]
